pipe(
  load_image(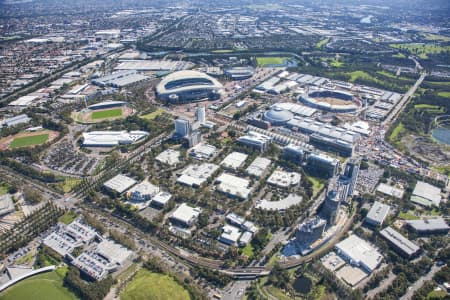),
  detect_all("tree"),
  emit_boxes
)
[268,263,290,289]
[23,187,43,204]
